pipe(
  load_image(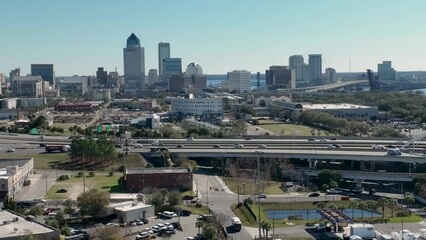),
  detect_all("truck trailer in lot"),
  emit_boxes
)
[350,223,375,239]
[45,145,71,153]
